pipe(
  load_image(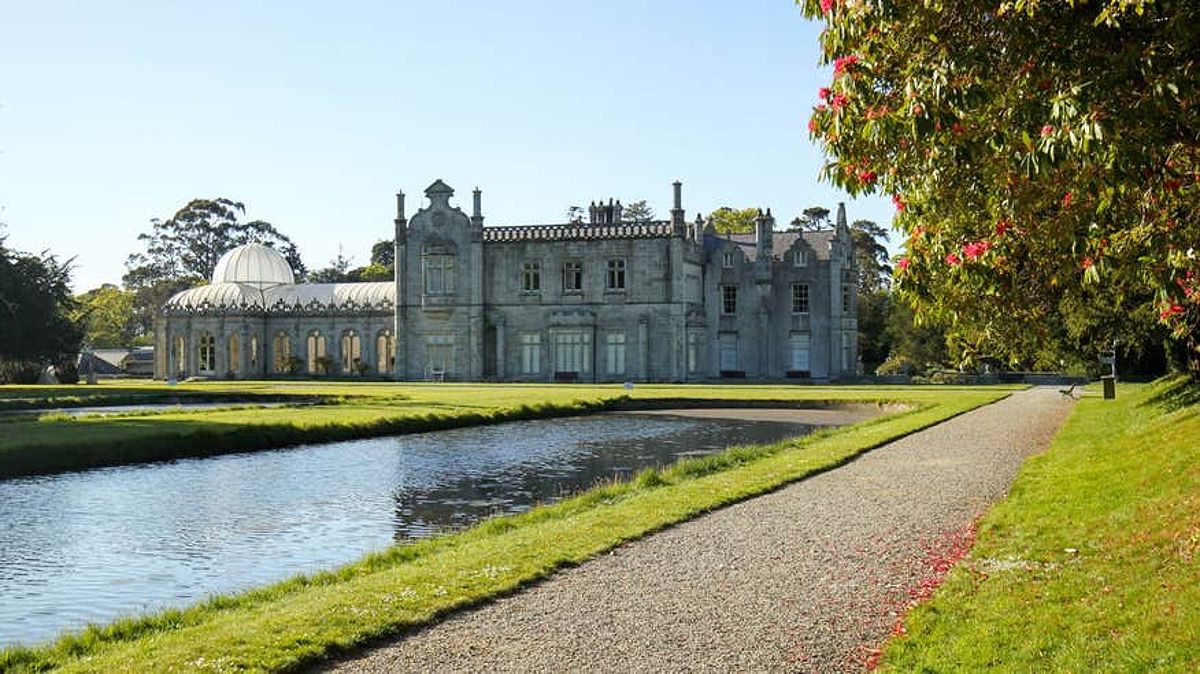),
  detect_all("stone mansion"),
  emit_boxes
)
[155,180,858,382]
